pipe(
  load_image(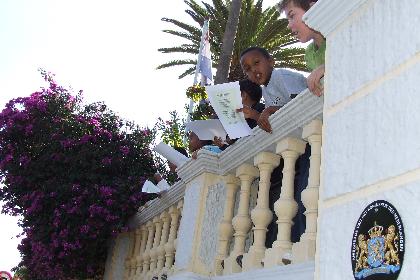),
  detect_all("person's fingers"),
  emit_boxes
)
[258,117,272,133]
[307,75,315,94]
